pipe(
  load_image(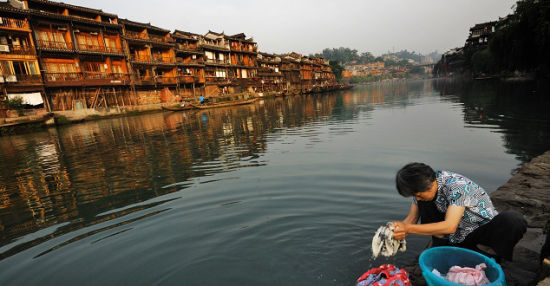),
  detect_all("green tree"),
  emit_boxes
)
[329,60,344,82]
